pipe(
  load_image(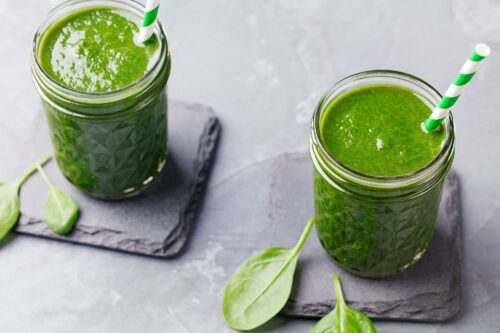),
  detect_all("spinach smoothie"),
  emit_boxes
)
[32,1,171,199]
[320,85,445,176]
[39,7,159,93]
[310,71,454,277]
